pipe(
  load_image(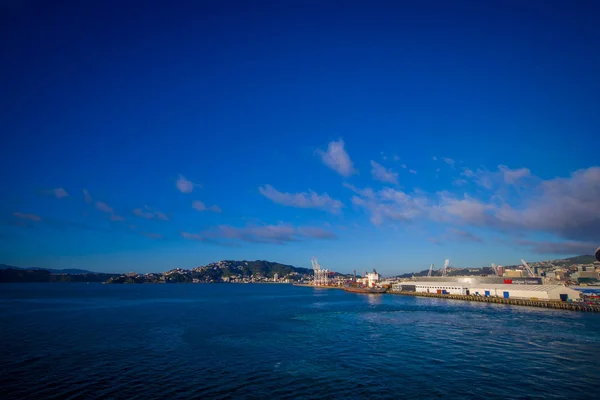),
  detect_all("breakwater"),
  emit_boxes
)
[388,290,600,312]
